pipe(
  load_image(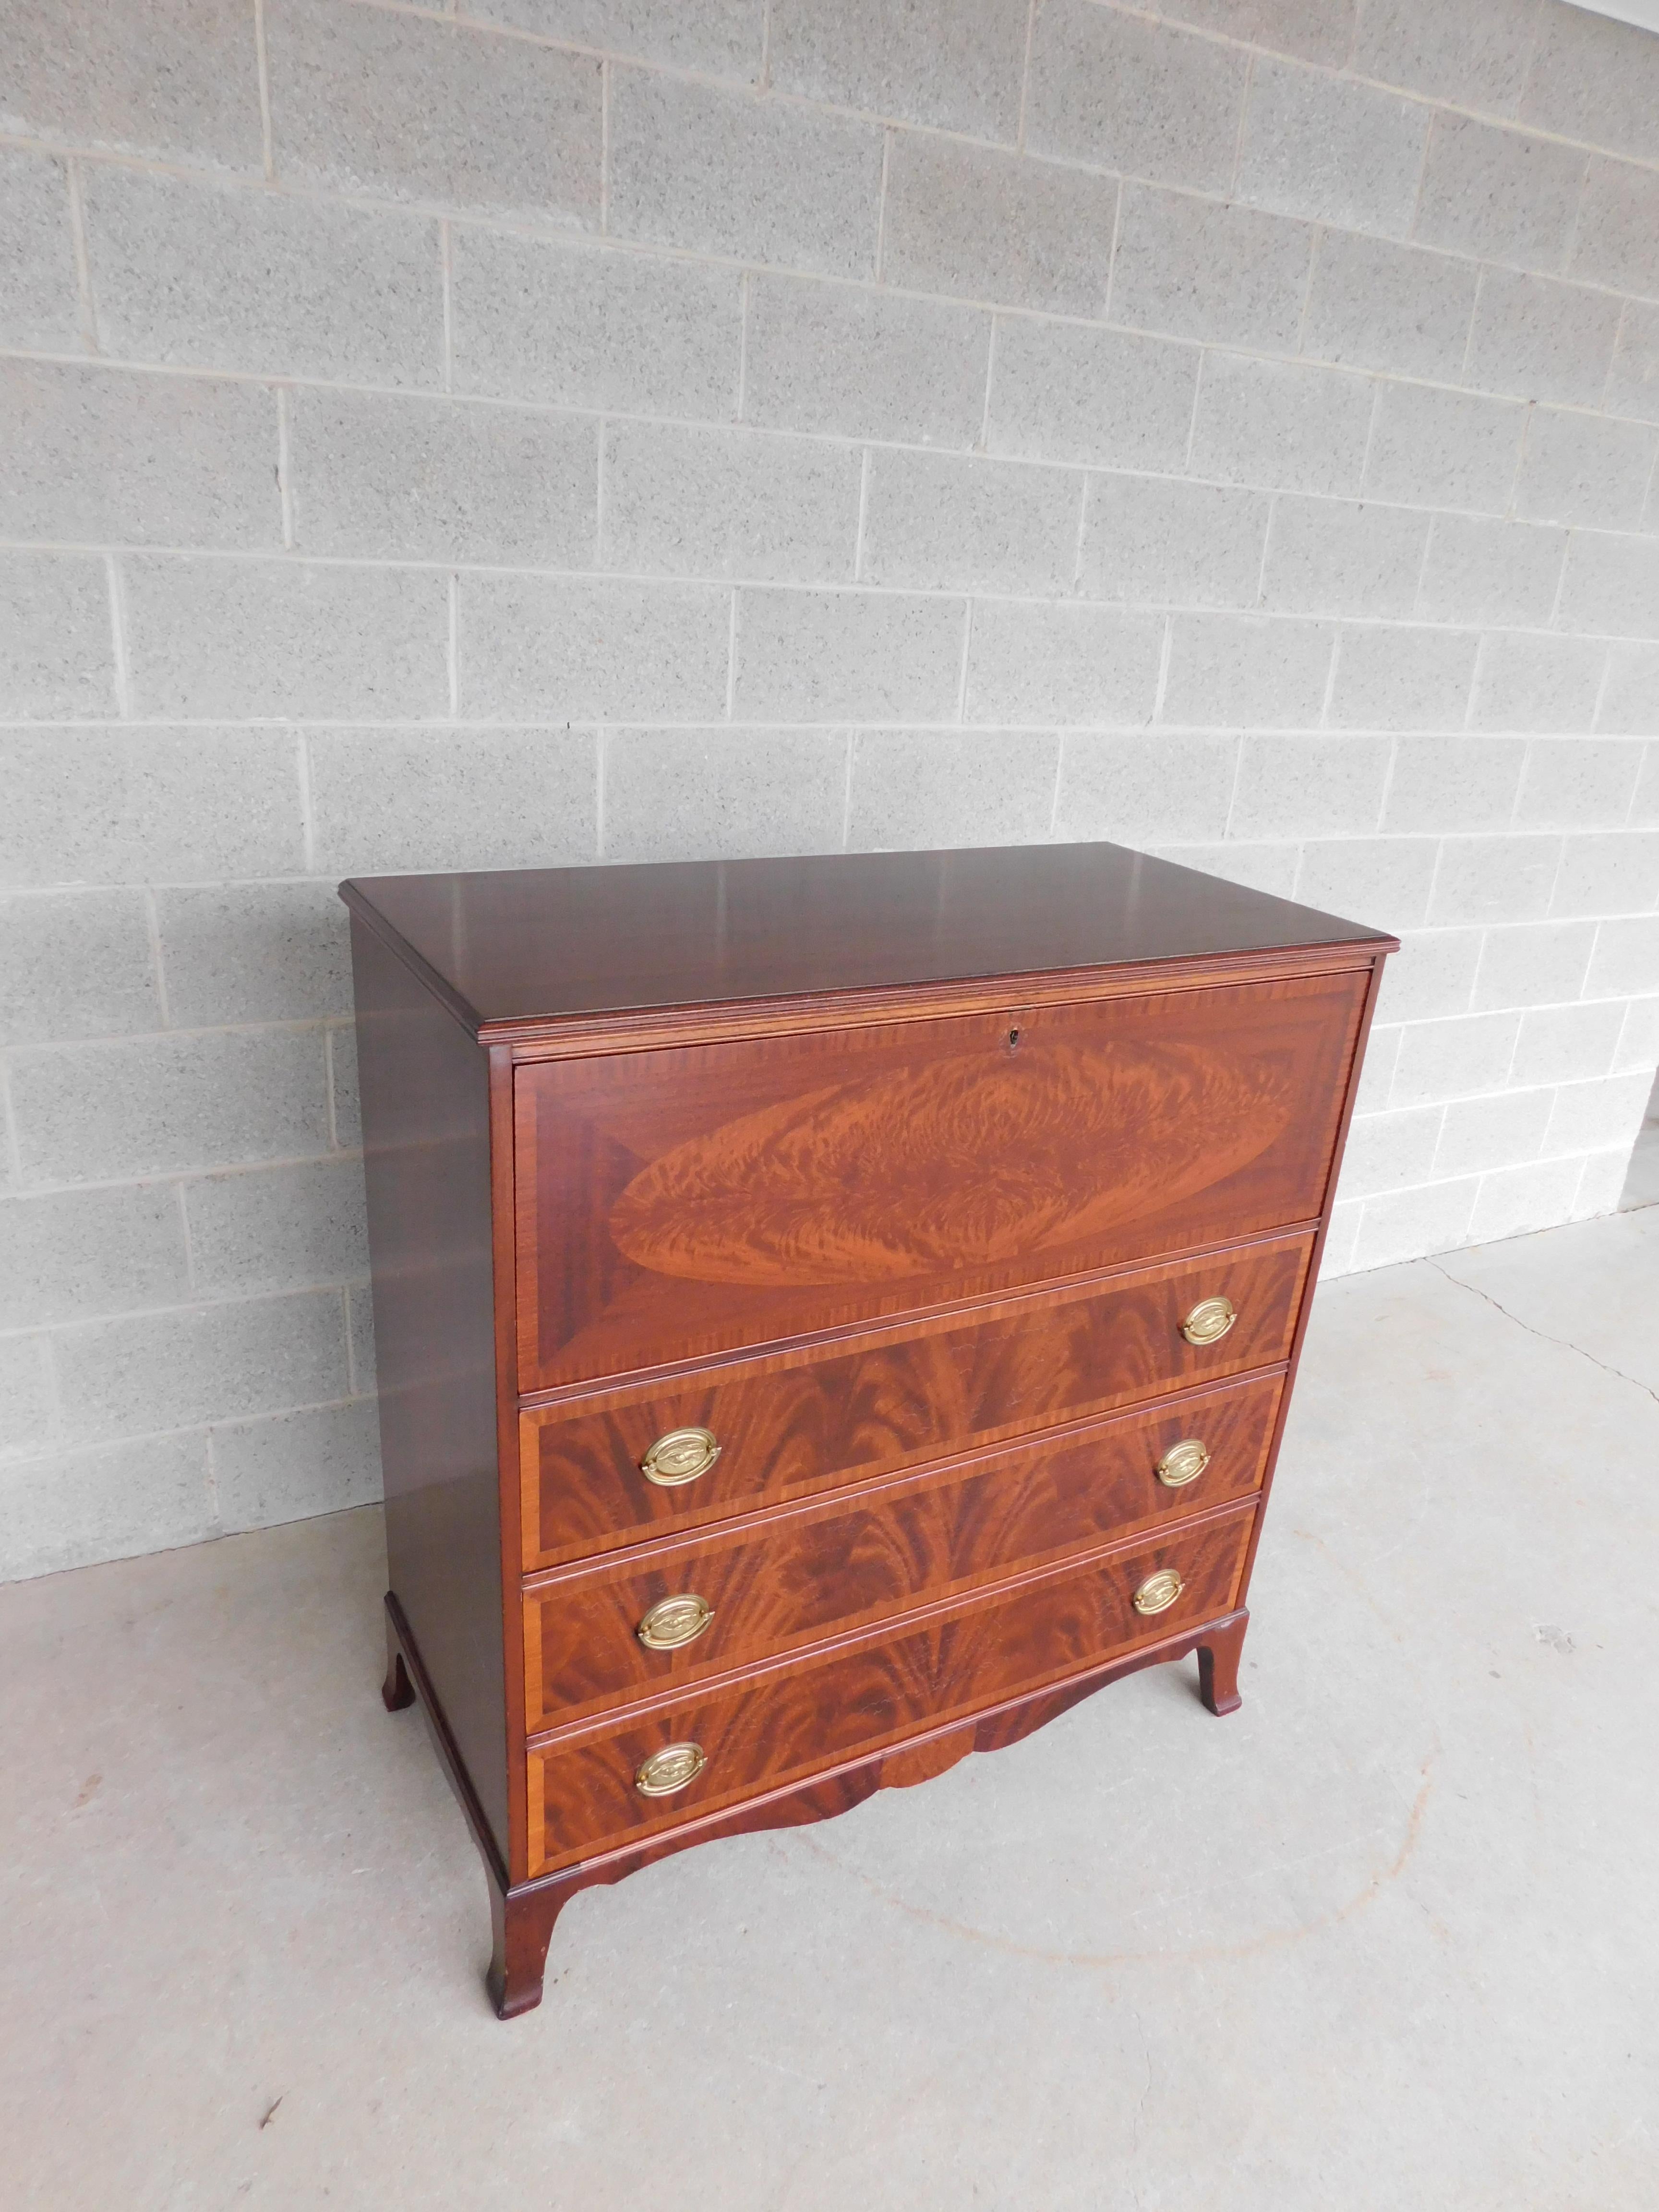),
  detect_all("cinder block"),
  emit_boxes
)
[608,68,882,279]
[1161,614,1335,729]
[213,1398,381,1533]
[1434,1086,1553,1177]
[1339,1105,1444,1200]
[732,588,964,723]
[605,419,862,584]
[1427,834,1563,925]
[963,602,1164,726]
[1142,0,1353,68]
[600,726,848,862]
[347,1282,376,1395]
[1412,114,1584,272]
[1572,1147,1638,1217]
[1514,410,1659,532]
[1299,229,1478,382]
[1229,736,1392,837]
[308,727,597,877]
[327,1024,359,1153]
[1189,354,1373,498]
[8,1029,332,1185]
[1110,186,1312,351]
[123,556,448,722]
[1555,532,1659,640]
[1599,647,1659,736]
[1570,159,1659,300]
[1515,742,1645,832]
[459,575,729,721]
[0,889,160,1046]
[0,0,264,173]
[1052,733,1239,845]
[1390,1010,1521,1105]
[469,0,764,81]
[1372,927,1484,1022]
[1605,301,1659,426]
[1154,841,1301,897]
[1471,920,1597,1010]
[1467,1154,1586,1242]
[860,450,1082,594]
[1613,994,1659,1072]
[451,228,741,417]
[265,0,601,223]
[1236,57,1427,237]
[1383,737,1525,832]
[1469,635,1609,736]
[0,1184,189,1328]
[1351,1177,1479,1269]
[1552,831,1659,919]
[1463,269,1624,411]
[769,0,1028,141]
[1319,1199,1361,1277]
[1522,4,1659,167]
[1636,746,1659,826]
[82,166,442,387]
[742,276,989,448]
[1294,837,1439,931]
[1585,914,1659,997]
[0,1335,56,1459]
[1353,0,1538,115]
[1026,0,1247,194]
[0,360,281,553]
[1354,1023,1402,1112]
[1362,384,1525,516]
[0,726,305,890]
[1511,1000,1627,1088]
[1326,626,1479,733]
[985,321,1198,474]
[0,150,84,351]
[154,881,349,1027]
[846,730,1058,852]
[184,1157,369,1296]
[1416,515,1566,627]
[0,553,115,720]
[1077,475,1269,610]
[883,133,1118,317]
[1543,1068,1655,1155]
[288,388,597,566]
[0,1433,215,1581]
[1259,497,1429,620]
